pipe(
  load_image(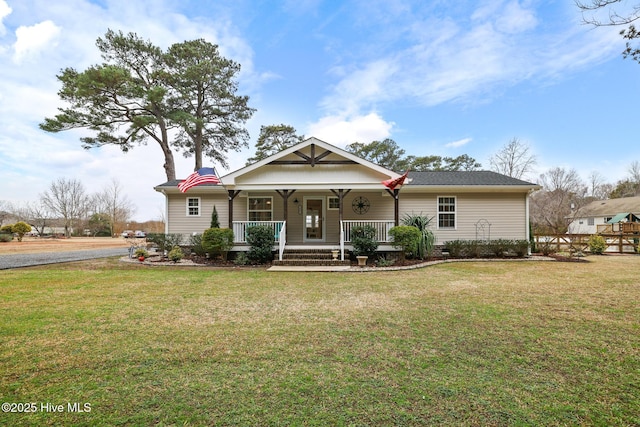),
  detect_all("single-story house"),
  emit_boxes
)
[154,137,540,260]
[567,196,640,234]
